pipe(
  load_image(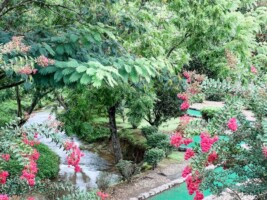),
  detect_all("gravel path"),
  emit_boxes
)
[107,159,189,200]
